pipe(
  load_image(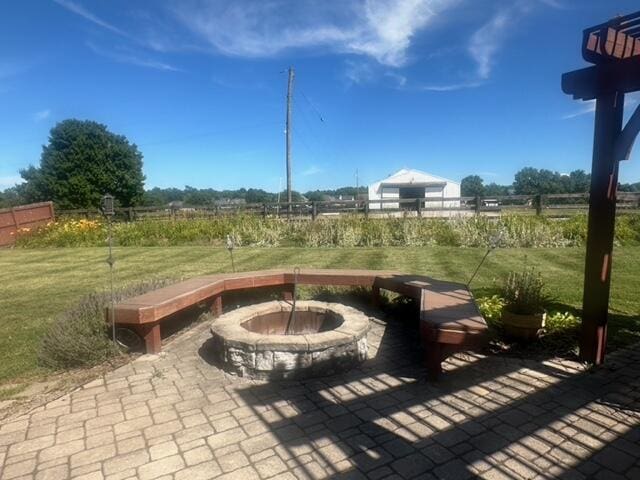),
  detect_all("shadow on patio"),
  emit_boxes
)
[202,300,640,479]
